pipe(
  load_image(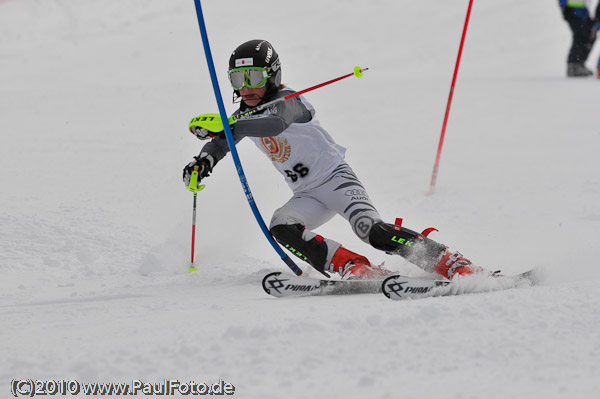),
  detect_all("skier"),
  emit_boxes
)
[595,2,600,78]
[558,0,597,77]
[183,39,484,280]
